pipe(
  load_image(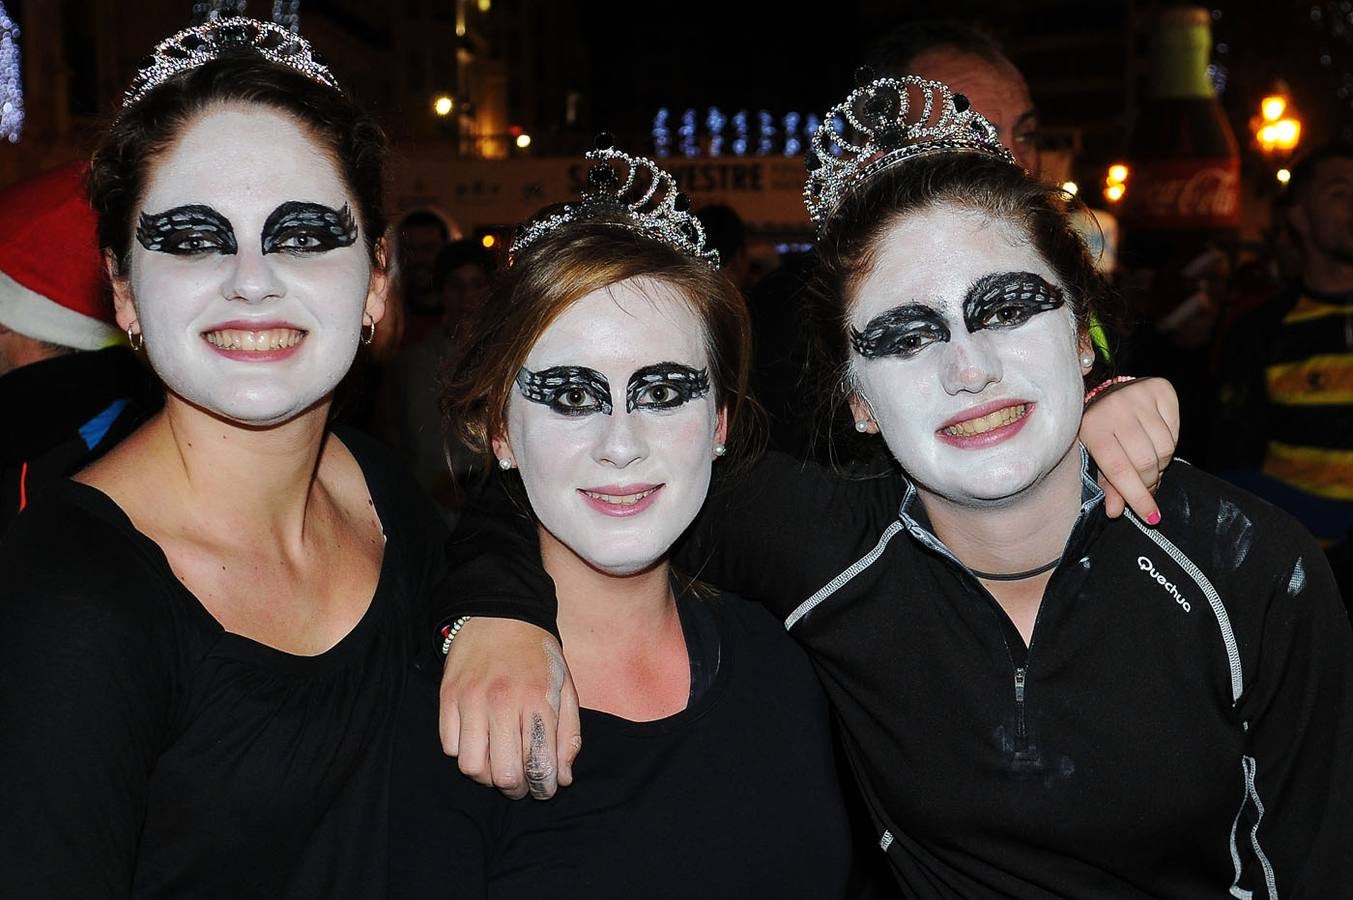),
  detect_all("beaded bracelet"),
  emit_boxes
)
[1084,375,1136,406]
[440,615,473,657]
